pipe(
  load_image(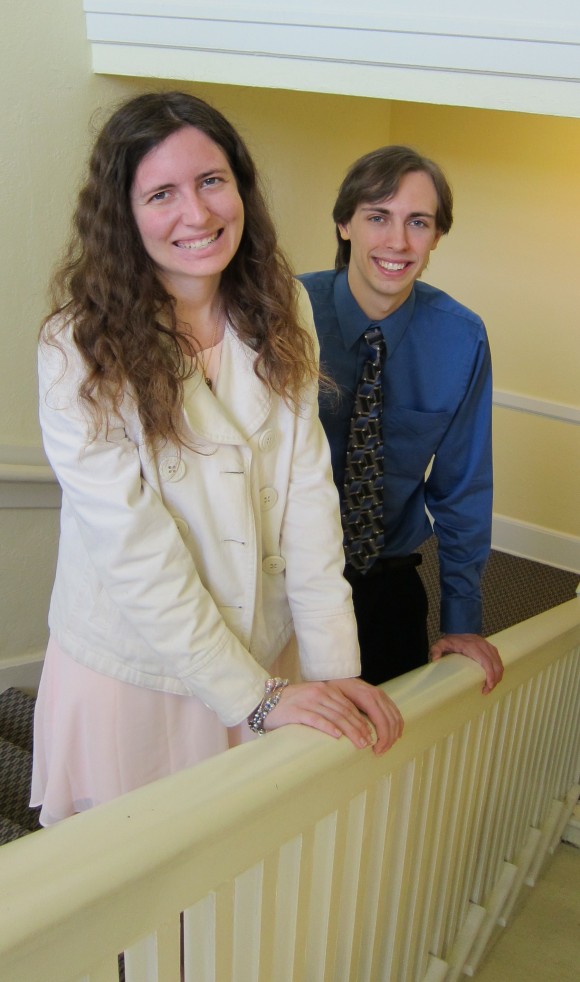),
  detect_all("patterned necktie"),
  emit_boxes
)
[341,326,386,573]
